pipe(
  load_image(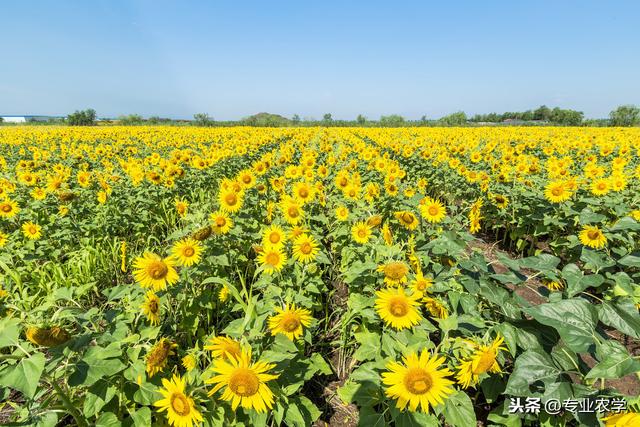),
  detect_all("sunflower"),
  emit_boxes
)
[0,199,20,218]
[133,253,179,291]
[419,198,446,224]
[292,233,320,263]
[192,225,212,241]
[268,304,313,340]
[366,214,383,228]
[0,232,7,248]
[381,350,455,413]
[335,206,349,221]
[146,338,177,377]
[395,211,419,230]
[154,374,203,427]
[630,210,640,222]
[410,272,433,297]
[175,199,189,217]
[22,221,42,240]
[25,326,70,347]
[423,296,448,319]
[292,181,315,204]
[30,187,47,201]
[544,180,573,203]
[543,279,564,292]
[209,210,233,235]
[219,189,244,213]
[205,336,242,361]
[351,221,372,244]
[171,238,203,267]
[237,169,256,189]
[262,224,286,247]
[281,198,304,225]
[456,336,506,388]
[258,245,287,273]
[579,225,607,249]
[590,178,610,196]
[382,222,393,245]
[377,261,410,286]
[206,348,279,413]
[218,284,230,302]
[375,287,422,330]
[141,291,161,325]
[492,194,509,210]
[601,411,640,427]
[58,205,69,216]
